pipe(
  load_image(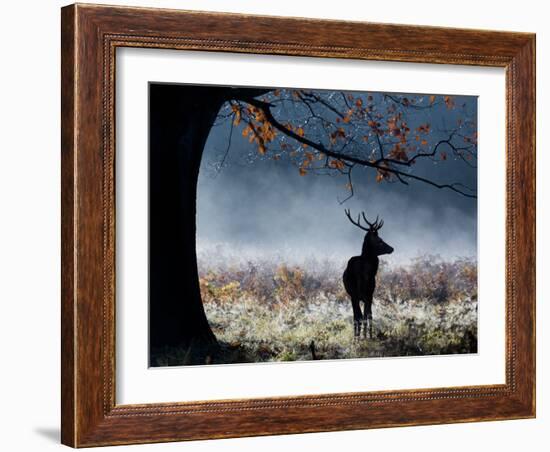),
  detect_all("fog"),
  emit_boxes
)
[197,90,477,267]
